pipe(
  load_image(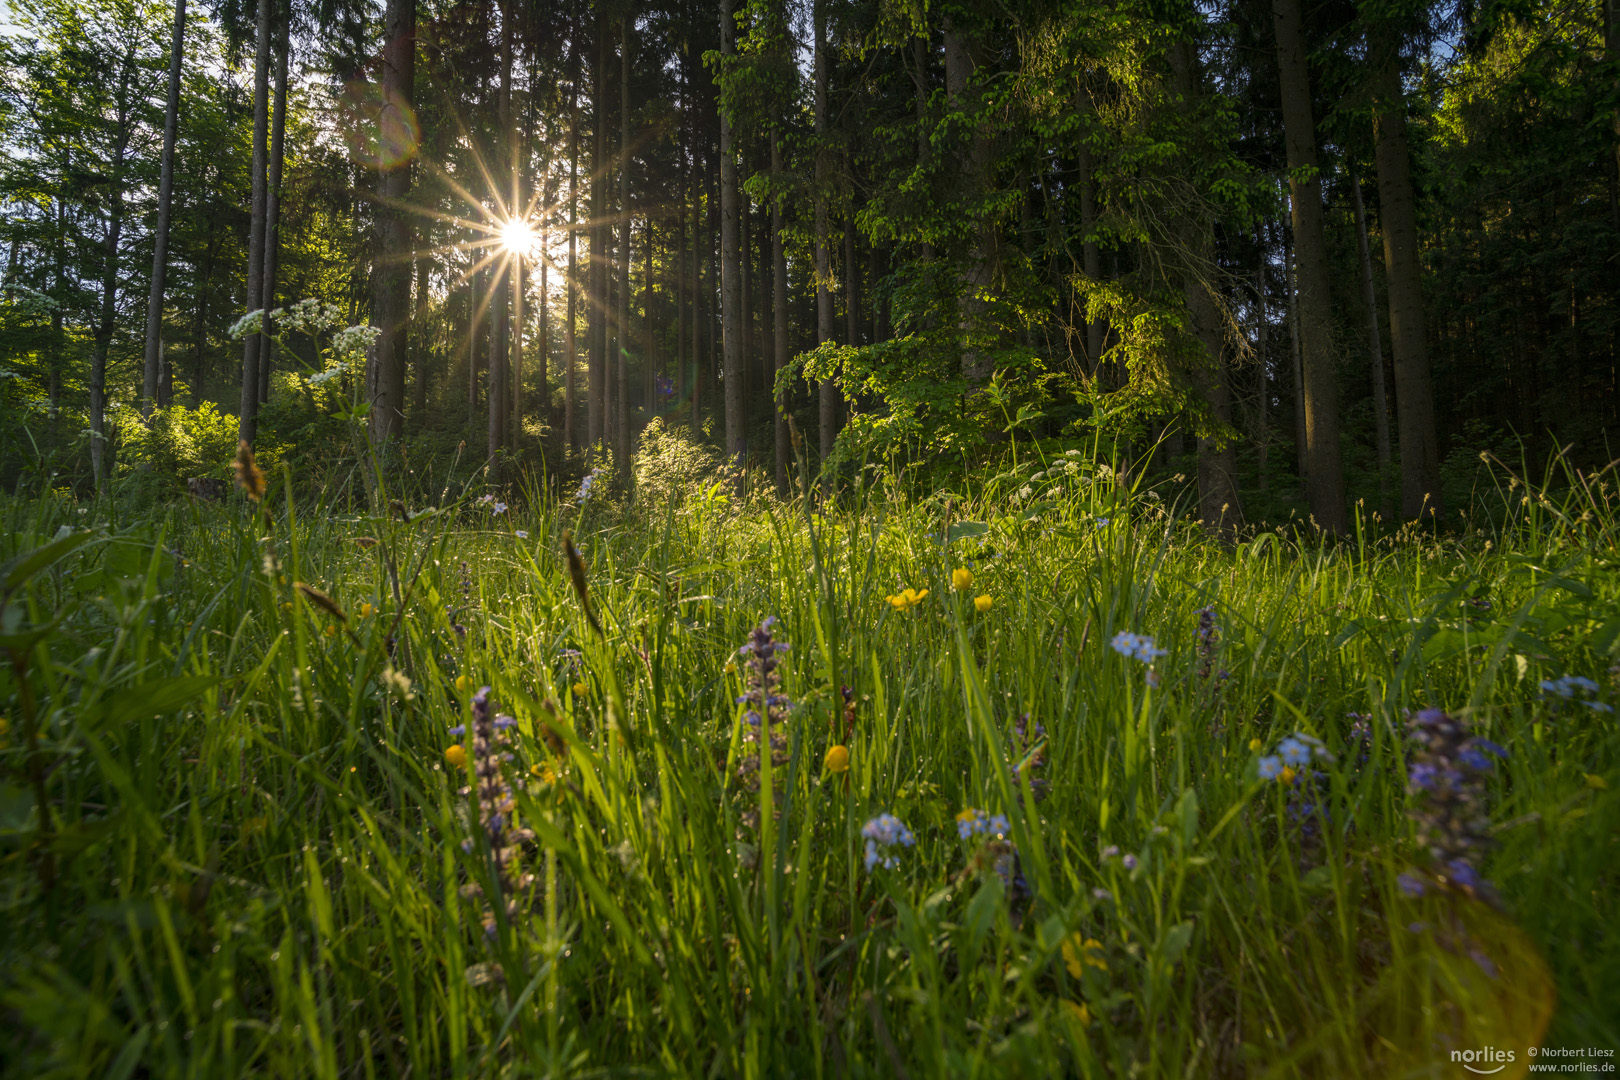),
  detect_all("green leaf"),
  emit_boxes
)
[87,676,220,731]
[2,529,94,595]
